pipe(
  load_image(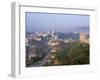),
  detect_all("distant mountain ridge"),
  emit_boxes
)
[75,26,89,34]
[58,32,79,40]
